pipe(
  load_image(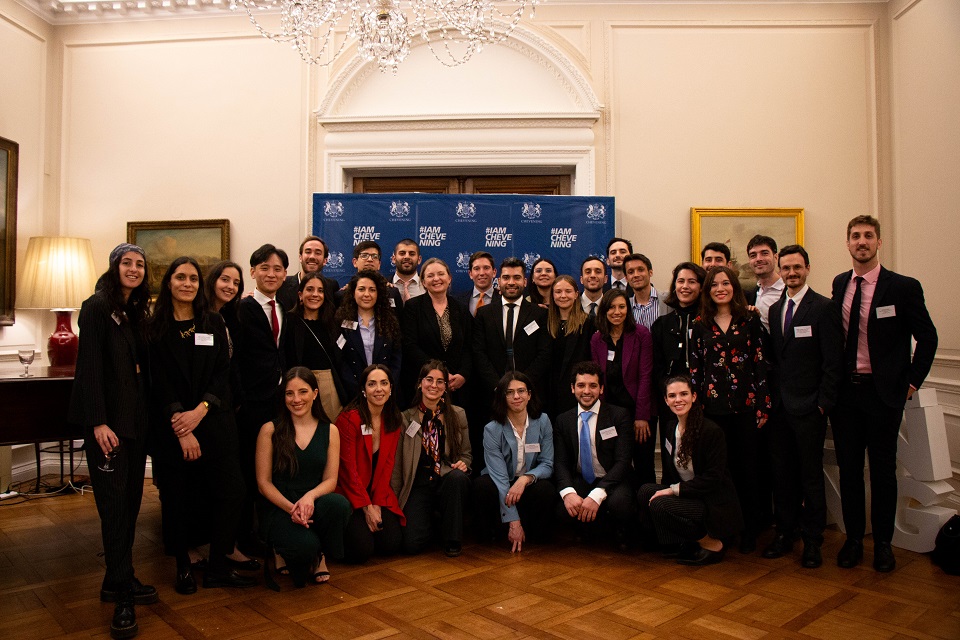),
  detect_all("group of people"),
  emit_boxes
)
[67,214,937,640]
